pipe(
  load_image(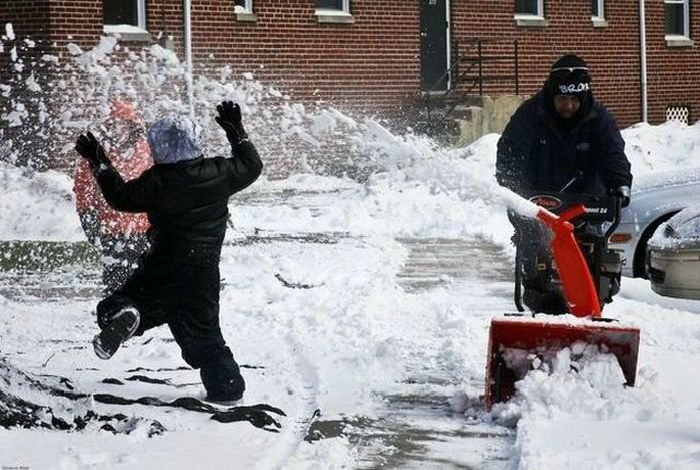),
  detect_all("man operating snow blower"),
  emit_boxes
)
[496,53,633,314]
[485,54,639,408]
[74,102,263,403]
